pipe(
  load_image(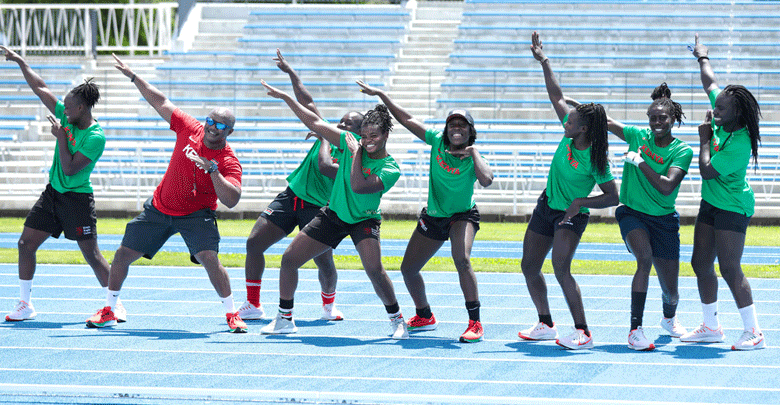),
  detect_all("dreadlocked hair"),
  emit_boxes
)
[70,78,100,109]
[362,104,393,134]
[722,84,761,166]
[576,102,609,176]
[649,82,685,127]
